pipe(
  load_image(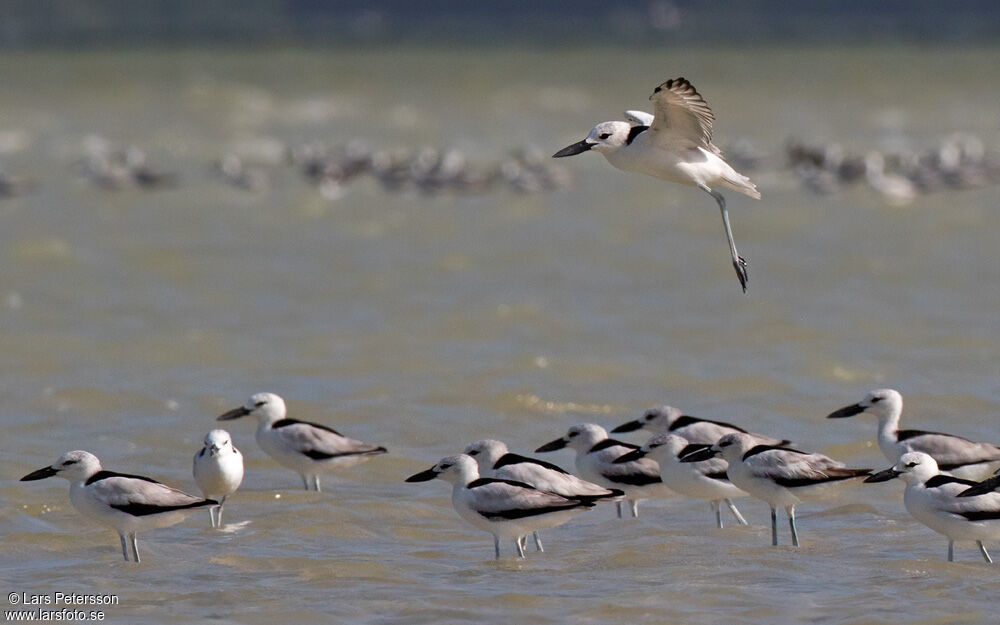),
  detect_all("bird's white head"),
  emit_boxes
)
[463,439,509,471]
[218,392,287,424]
[642,433,690,460]
[611,405,682,435]
[866,451,938,486]
[827,388,902,422]
[536,423,609,453]
[21,450,102,483]
[553,121,632,159]
[203,429,235,456]
[405,454,479,486]
[712,432,758,462]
